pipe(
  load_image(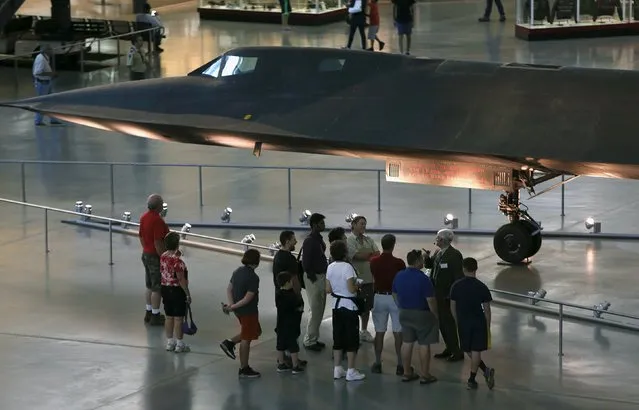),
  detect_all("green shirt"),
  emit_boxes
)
[346,234,379,284]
